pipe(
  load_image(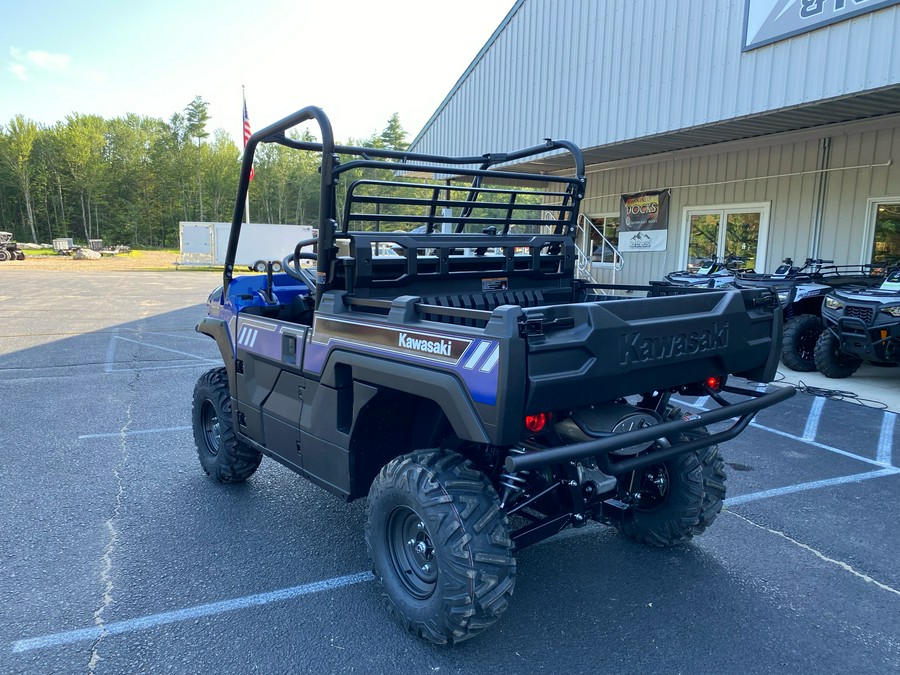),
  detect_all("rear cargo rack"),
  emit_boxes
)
[222,106,586,311]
